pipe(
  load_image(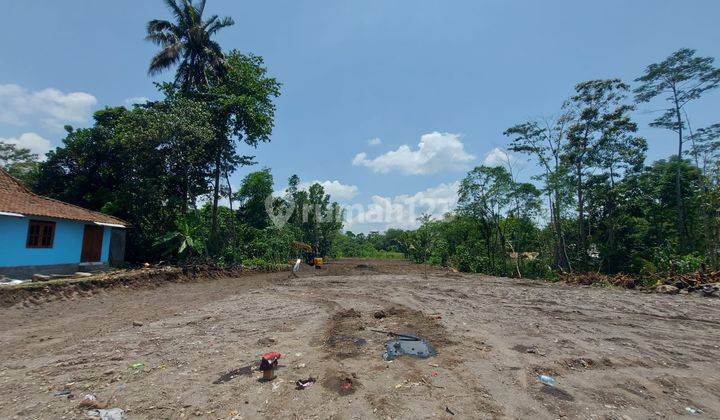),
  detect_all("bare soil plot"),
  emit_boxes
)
[1,259,719,419]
